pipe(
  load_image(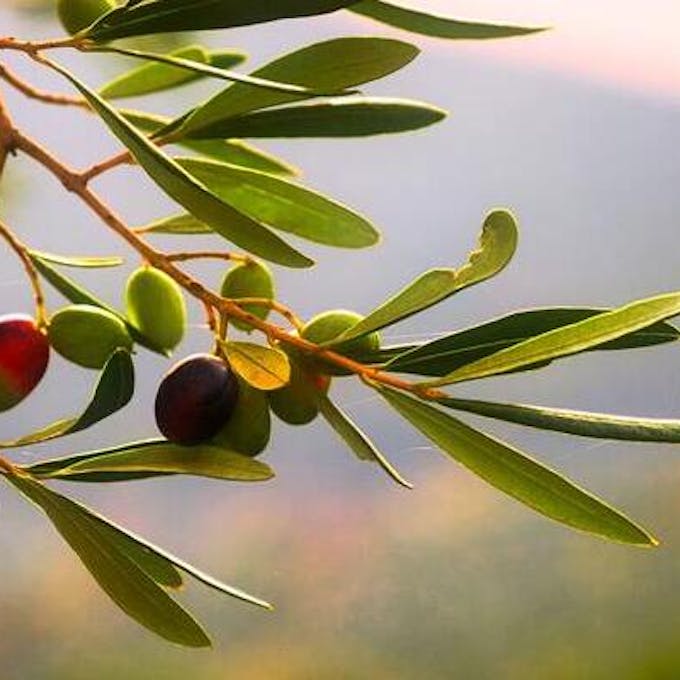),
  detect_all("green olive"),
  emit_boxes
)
[300,309,380,376]
[48,304,133,369]
[57,0,117,35]
[220,260,275,332]
[212,377,271,456]
[268,357,330,425]
[125,266,187,353]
